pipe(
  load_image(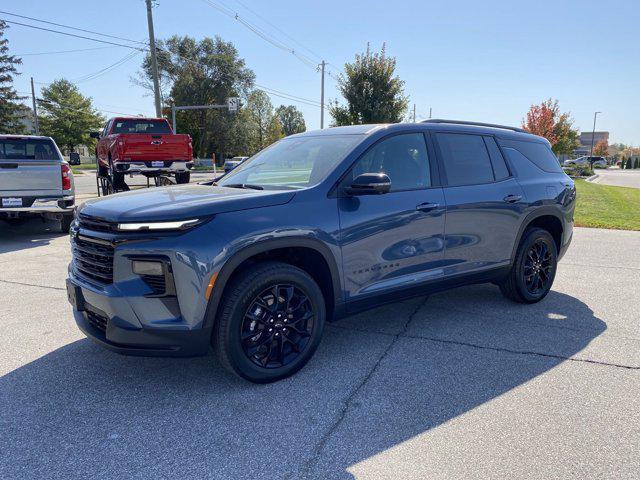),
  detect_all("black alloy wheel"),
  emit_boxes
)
[241,284,314,369]
[523,239,553,295]
[213,261,326,383]
[498,227,557,304]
